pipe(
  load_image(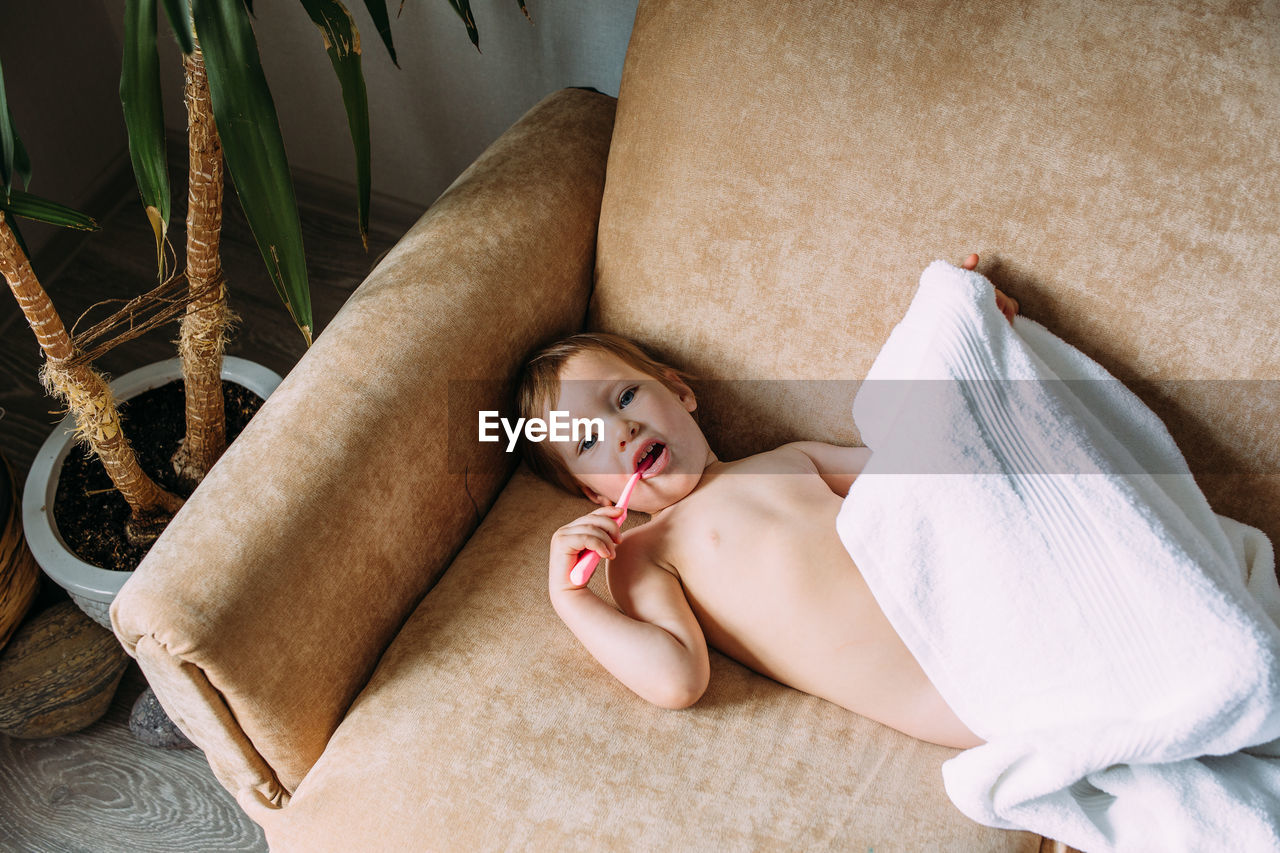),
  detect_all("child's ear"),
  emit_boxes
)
[662,368,697,413]
[580,483,612,507]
